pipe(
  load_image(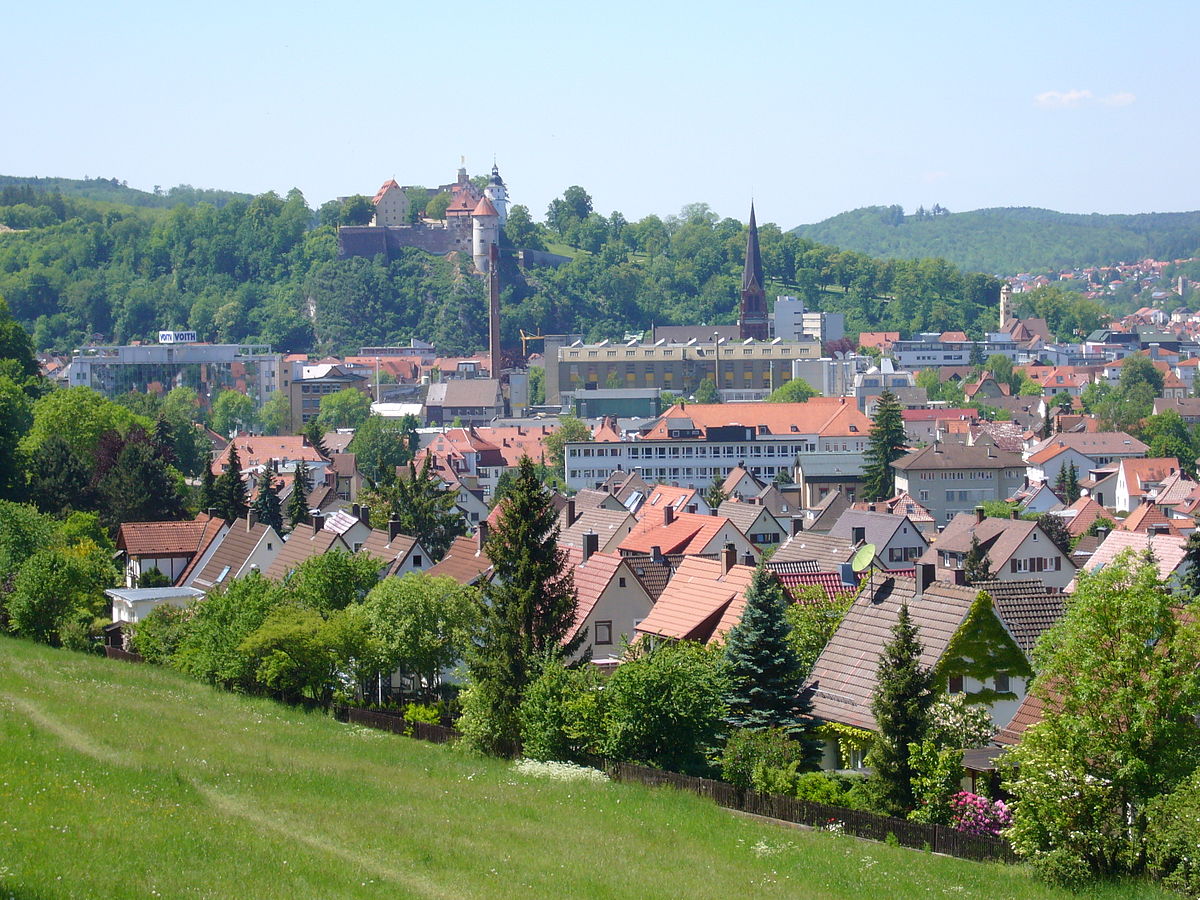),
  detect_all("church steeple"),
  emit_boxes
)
[739,202,769,340]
